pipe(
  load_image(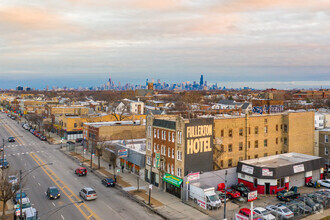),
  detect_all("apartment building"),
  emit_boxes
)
[318,129,330,164]
[213,111,315,169]
[145,115,213,198]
